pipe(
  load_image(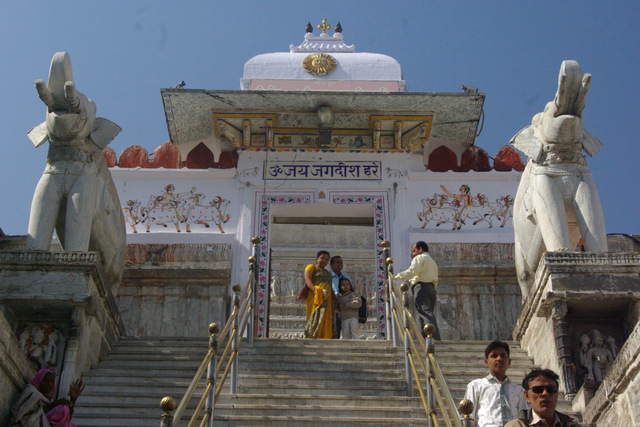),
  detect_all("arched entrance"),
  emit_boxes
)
[254,191,391,338]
